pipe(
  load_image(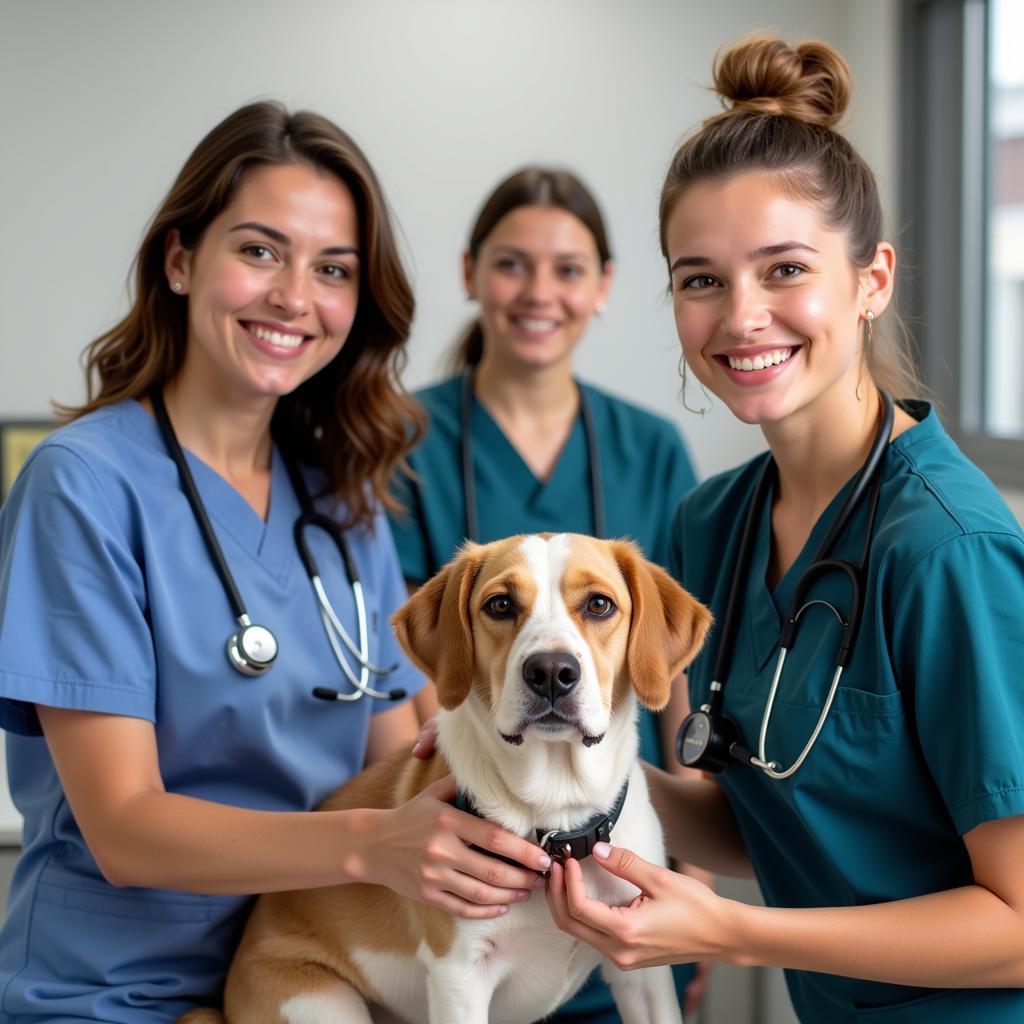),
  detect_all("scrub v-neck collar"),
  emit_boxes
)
[468,390,588,520]
[124,399,297,586]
